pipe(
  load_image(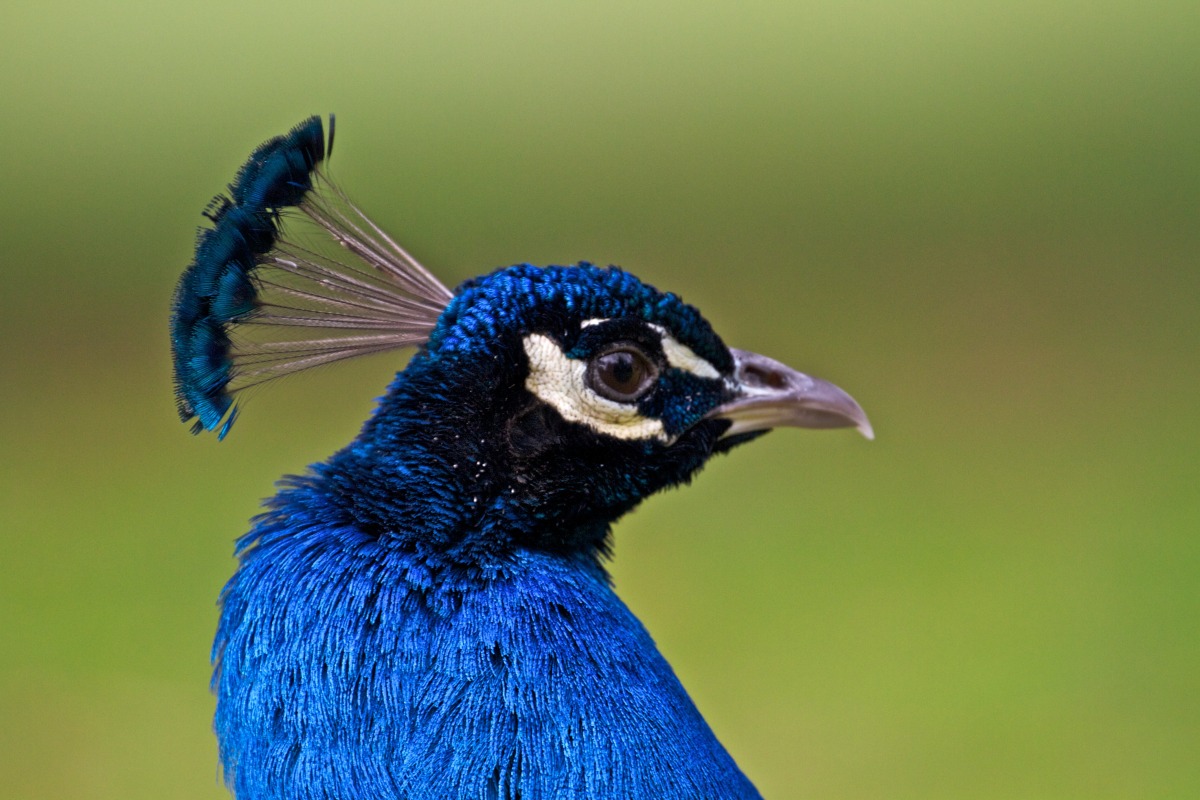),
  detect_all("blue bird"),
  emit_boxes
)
[171,116,872,799]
